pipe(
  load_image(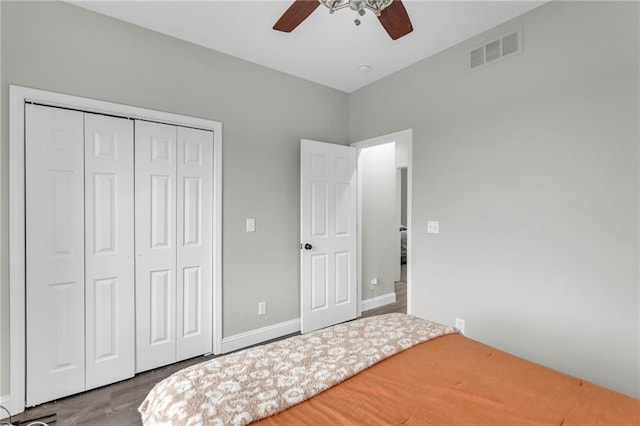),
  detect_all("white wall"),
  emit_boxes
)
[0,0,348,397]
[359,143,401,300]
[349,1,639,397]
